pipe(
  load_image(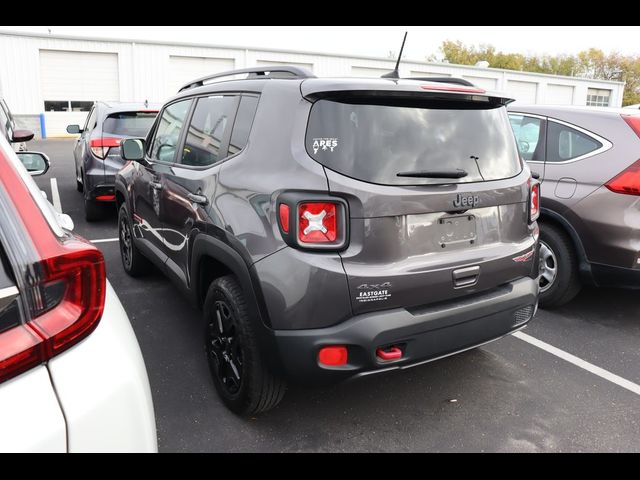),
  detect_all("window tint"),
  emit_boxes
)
[509,114,545,161]
[228,96,259,156]
[181,96,237,167]
[547,121,602,162]
[103,111,157,137]
[150,100,192,163]
[306,99,521,185]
